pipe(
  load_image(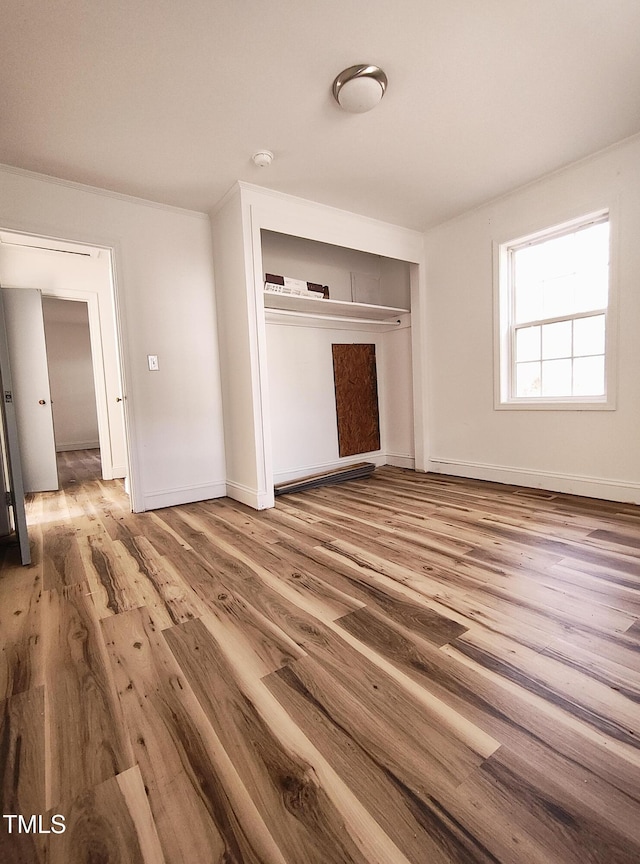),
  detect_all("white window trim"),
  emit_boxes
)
[493,207,618,411]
